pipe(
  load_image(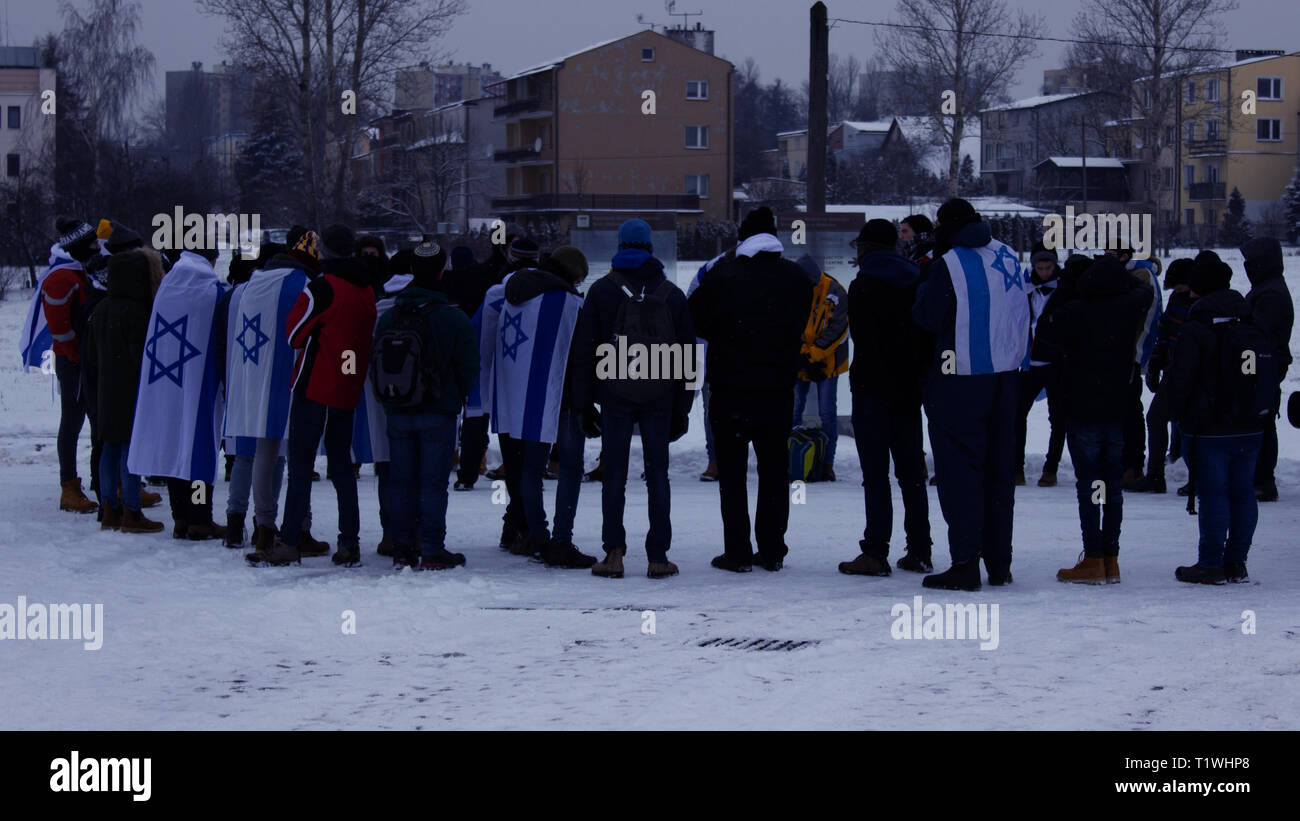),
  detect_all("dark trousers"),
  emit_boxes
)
[280,396,359,549]
[1014,364,1065,474]
[1121,364,1146,472]
[1146,391,1171,478]
[55,355,87,483]
[924,371,1019,573]
[1255,384,1282,487]
[711,389,793,562]
[600,403,672,562]
[375,460,391,541]
[851,392,930,557]
[457,412,490,486]
[167,478,214,526]
[387,411,456,558]
[1189,433,1262,567]
[1067,421,1125,558]
[500,433,551,541]
[551,408,585,543]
